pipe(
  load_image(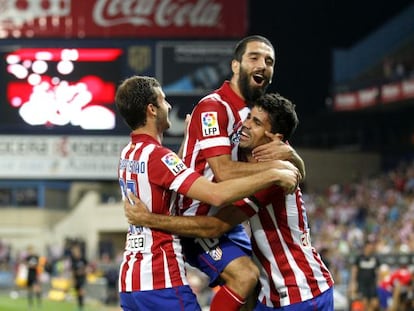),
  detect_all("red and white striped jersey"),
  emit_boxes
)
[178,81,250,216]
[235,186,334,307]
[118,133,200,292]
